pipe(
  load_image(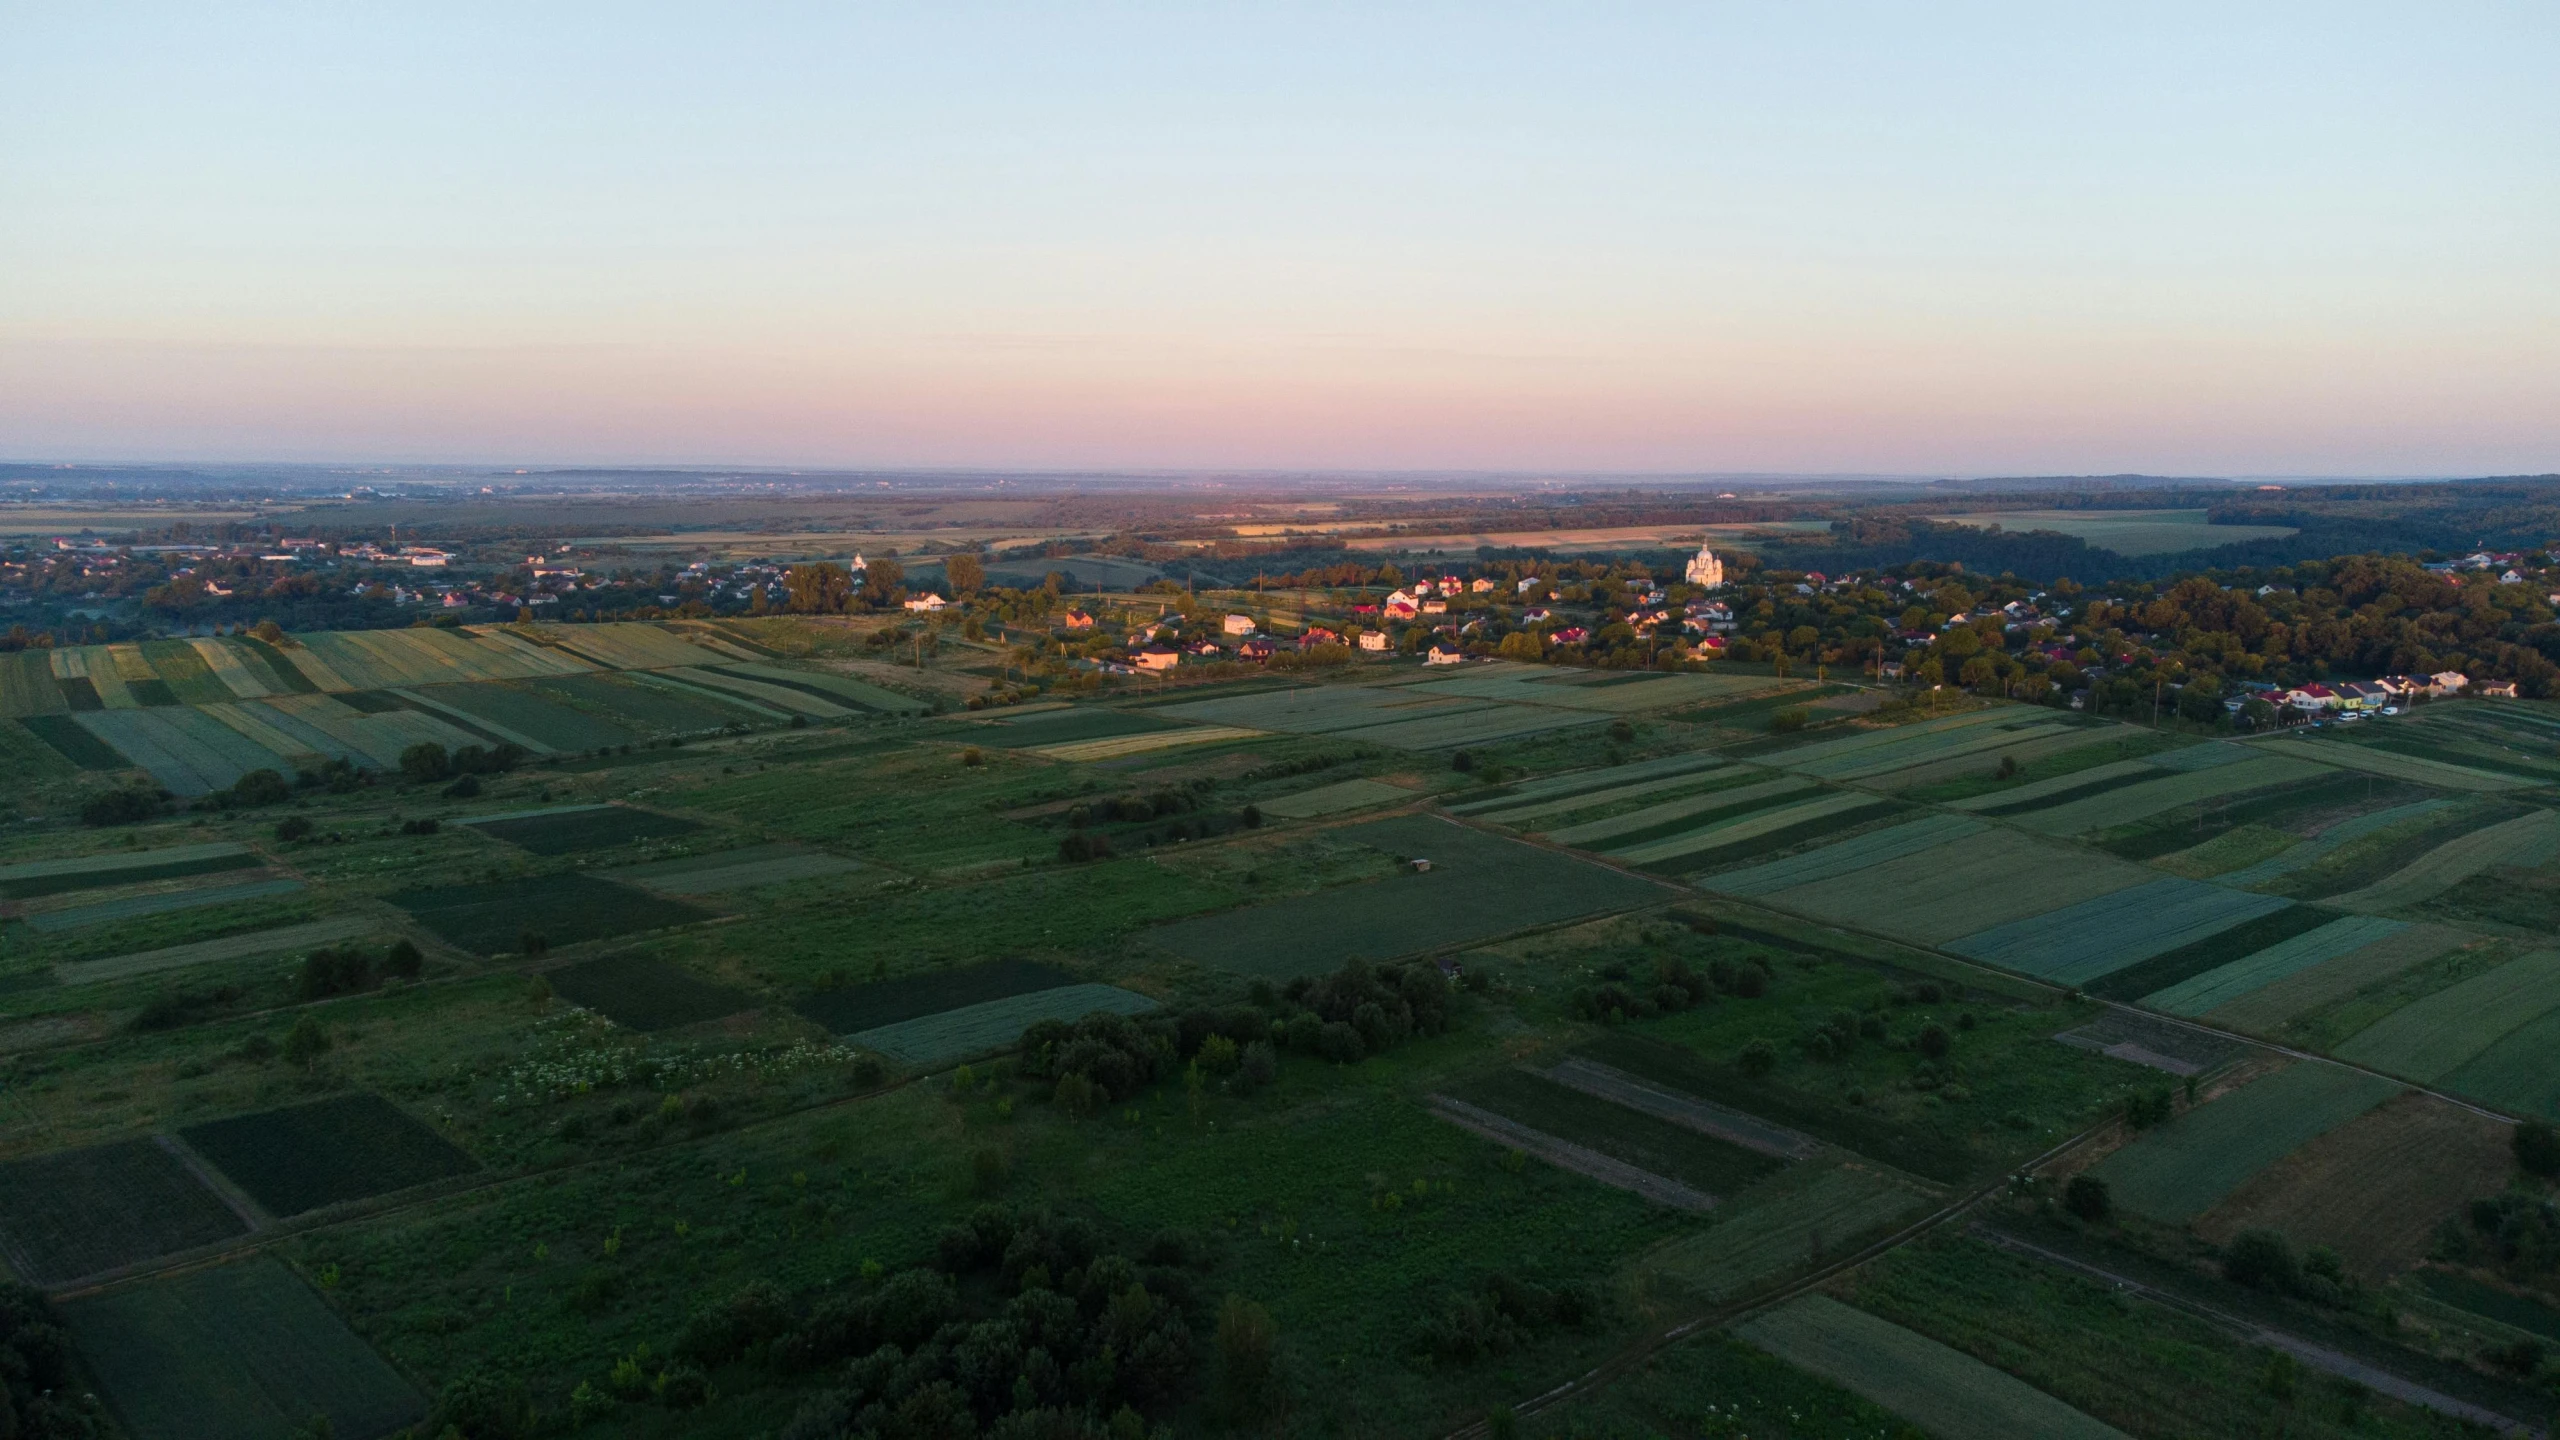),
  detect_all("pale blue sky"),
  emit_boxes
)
[3,3,2553,473]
